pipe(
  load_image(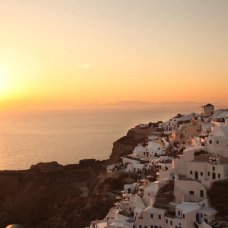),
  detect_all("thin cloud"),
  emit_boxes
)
[81,63,91,69]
